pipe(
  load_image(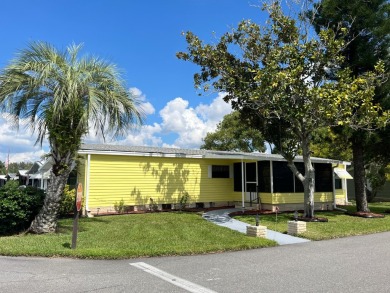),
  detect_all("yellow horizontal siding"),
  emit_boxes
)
[259,193,273,204]
[86,155,236,208]
[335,189,345,199]
[259,192,333,204]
